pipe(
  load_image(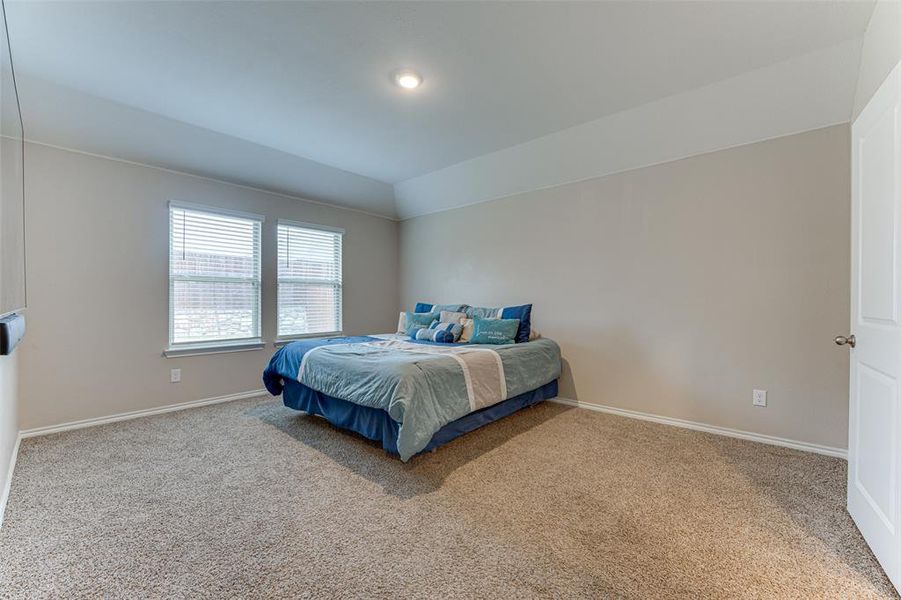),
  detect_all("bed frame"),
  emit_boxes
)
[281,379,559,457]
